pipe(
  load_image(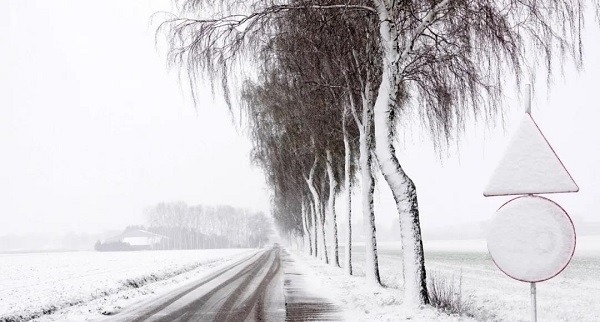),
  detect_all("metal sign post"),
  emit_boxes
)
[526,85,536,322]
[531,282,537,322]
